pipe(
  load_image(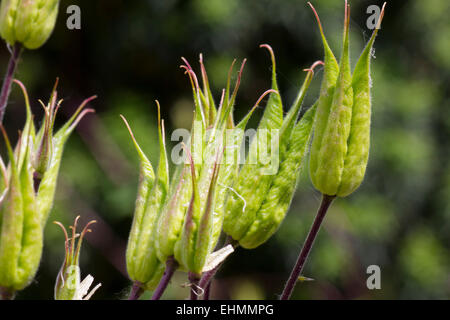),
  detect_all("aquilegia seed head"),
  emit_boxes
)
[0,0,60,49]
[155,56,250,275]
[0,80,95,293]
[124,102,168,290]
[54,217,101,300]
[223,45,321,249]
[308,1,386,197]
